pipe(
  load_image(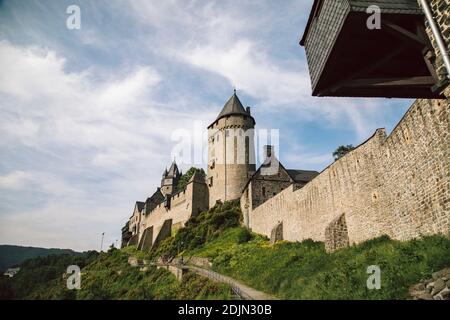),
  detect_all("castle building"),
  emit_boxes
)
[122,0,449,252]
[241,145,319,230]
[207,91,256,205]
[161,161,182,196]
[238,0,449,251]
